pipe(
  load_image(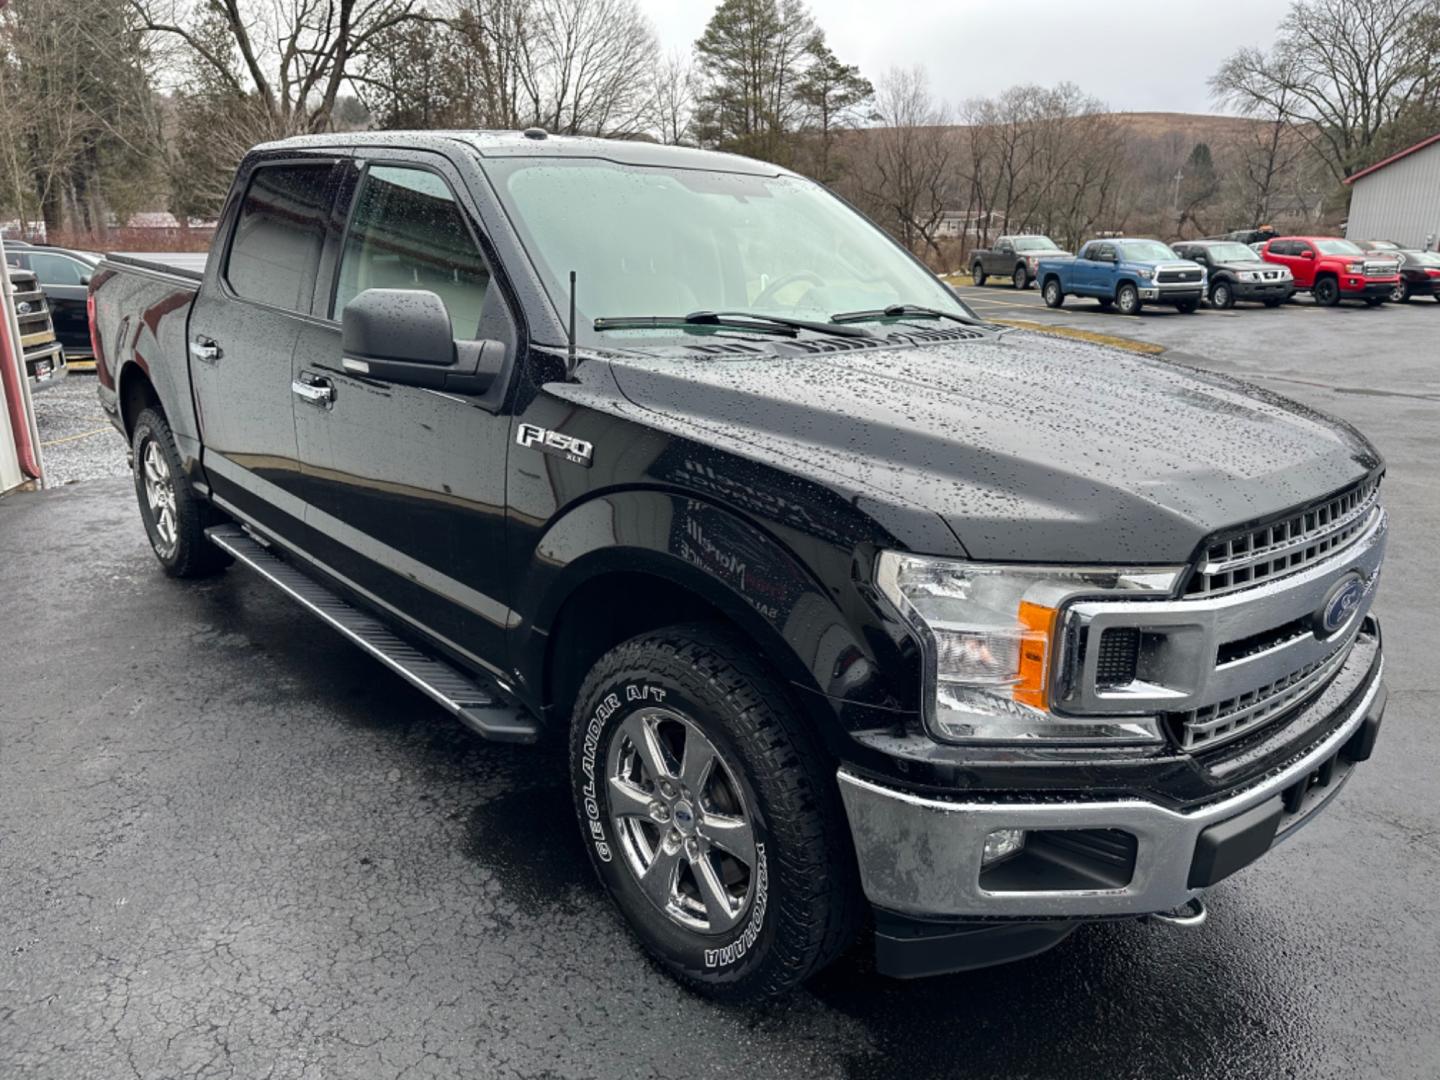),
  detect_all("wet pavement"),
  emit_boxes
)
[3,301,1439,1078]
